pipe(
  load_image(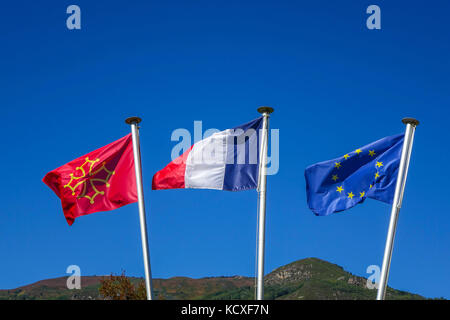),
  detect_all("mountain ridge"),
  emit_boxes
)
[0,257,439,300]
